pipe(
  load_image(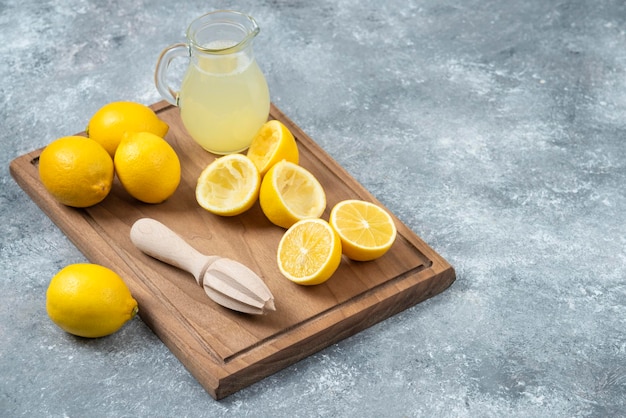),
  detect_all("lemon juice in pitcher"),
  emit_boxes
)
[179,40,270,154]
[155,11,270,154]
